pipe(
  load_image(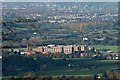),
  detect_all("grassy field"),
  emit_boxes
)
[90,45,118,53]
[52,58,91,60]
[37,59,119,77]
